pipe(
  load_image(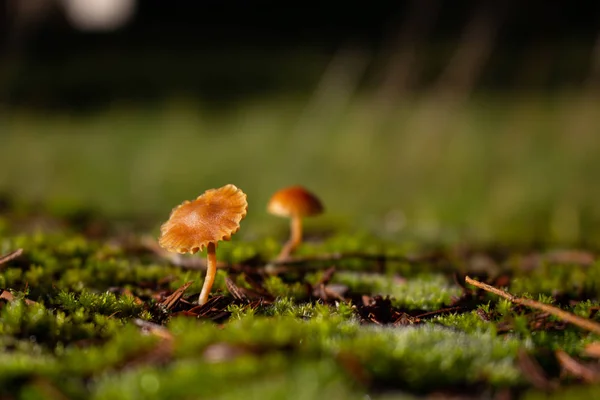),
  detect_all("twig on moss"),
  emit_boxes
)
[465,276,600,335]
[0,248,23,267]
